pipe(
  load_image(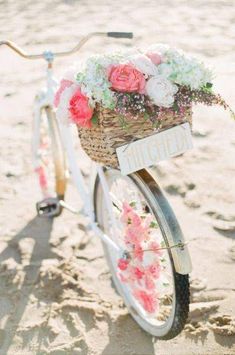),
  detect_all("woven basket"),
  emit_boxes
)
[77,105,192,168]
